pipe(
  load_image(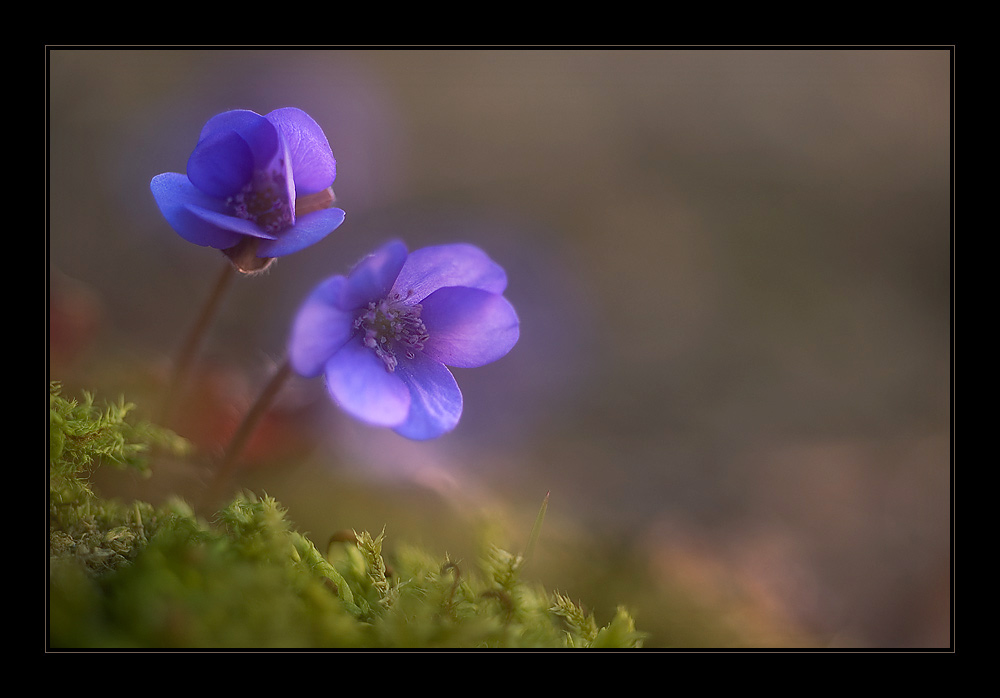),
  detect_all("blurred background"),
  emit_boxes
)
[48,48,951,648]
